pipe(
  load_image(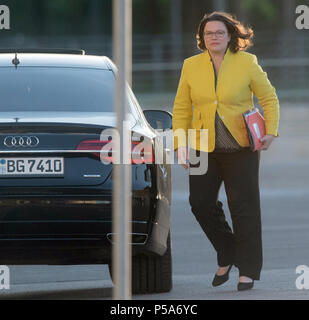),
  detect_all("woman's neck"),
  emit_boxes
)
[208,47,228,62]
